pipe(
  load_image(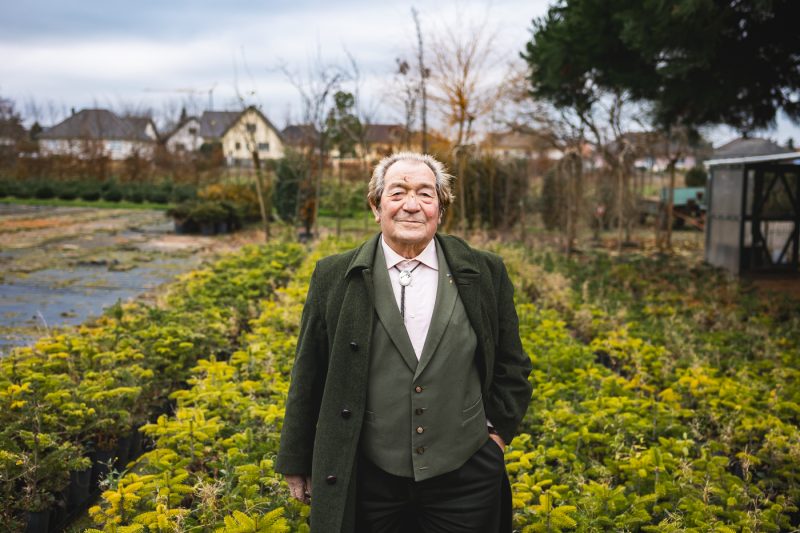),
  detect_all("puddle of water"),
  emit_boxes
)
[0,256,203,355]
